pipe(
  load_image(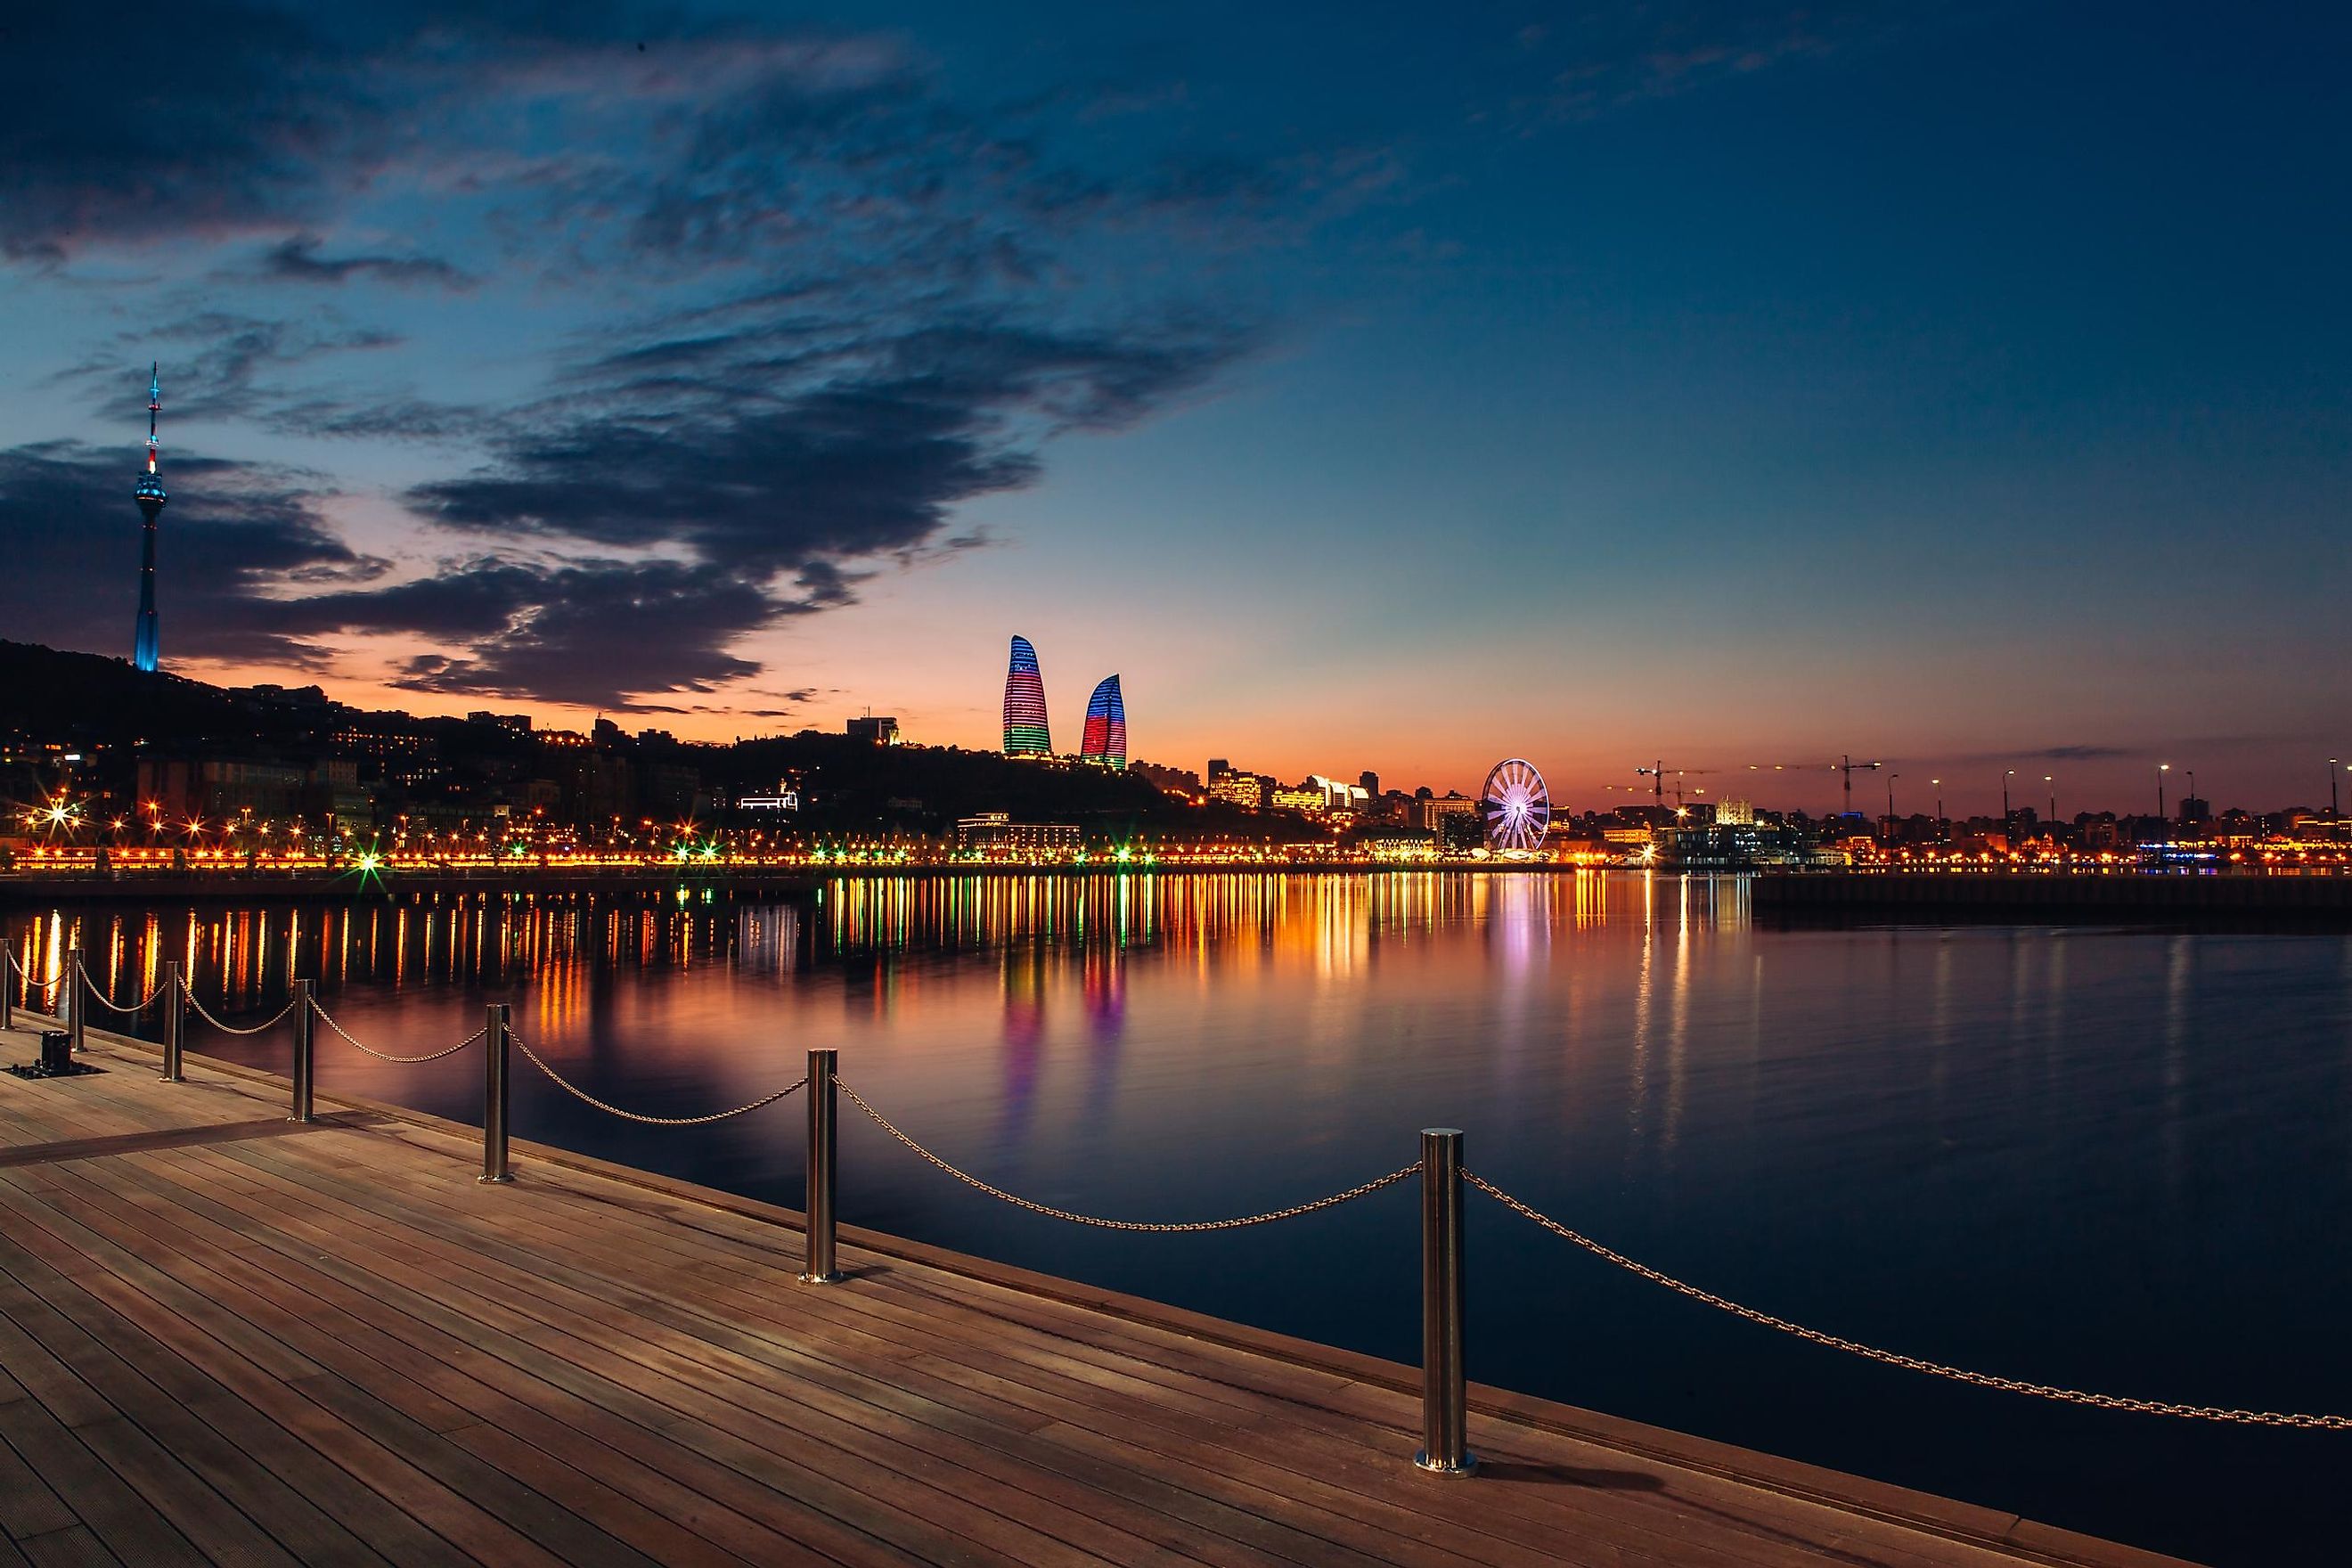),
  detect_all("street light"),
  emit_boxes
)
[1931,778,1944,841]
[2002,769,2014,843]
[2045,775,2055,825]
[2157,763,2169,823]
[2333,758,2342,821]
